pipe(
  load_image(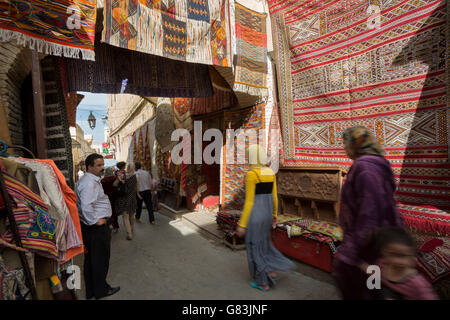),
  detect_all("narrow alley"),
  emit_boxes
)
[77,210,339,300]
